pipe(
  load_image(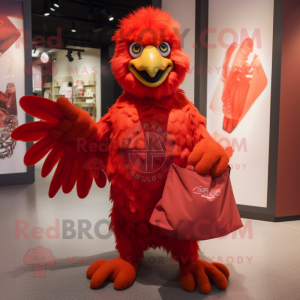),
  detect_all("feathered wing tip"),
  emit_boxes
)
[11,95,108,199]
[19,95,65,122]
[28,135,108,199]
